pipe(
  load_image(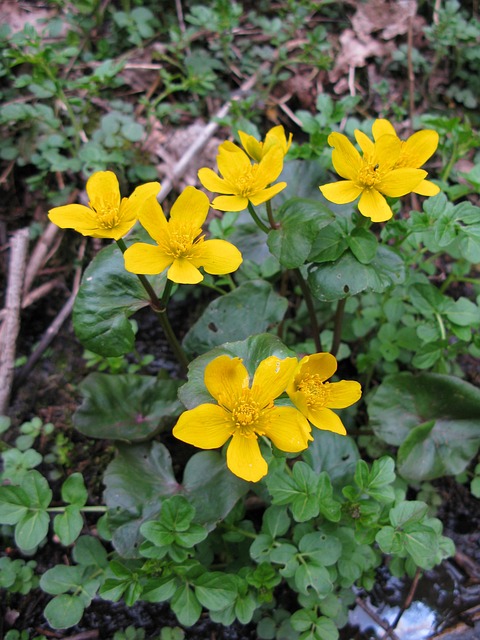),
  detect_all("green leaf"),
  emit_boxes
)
[445,297,480,327]
[308,223,348,263]
[346,227,378,264]
[179,334,295,409]
[40,565,84,595]
[143,575,178,603]
[294,562,332,596]
[53,506,84,546]
[267,198,334,268]
[355,457,396,503]
[302,429,359,490]
[73,238,165,356]
[308,246,405,302]
[0,486,29,524]
[183,281,288,355]
[74,373,182,441]
[72,536,108,567]
[194,572,237,610]
[21,470,52,508]
[15,510,50,551]
[43,594,85,629]
[267,462,321,522]
[262,505,291,538]
[61,473,88,506]
[403,526,439,568]
[171,584,202,626]
[368,372,480,481]
[389,501,428,528]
